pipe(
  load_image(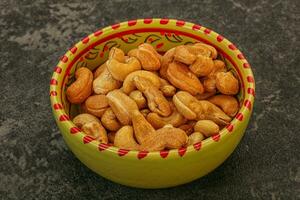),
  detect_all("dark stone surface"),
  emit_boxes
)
[0,0,299,199]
